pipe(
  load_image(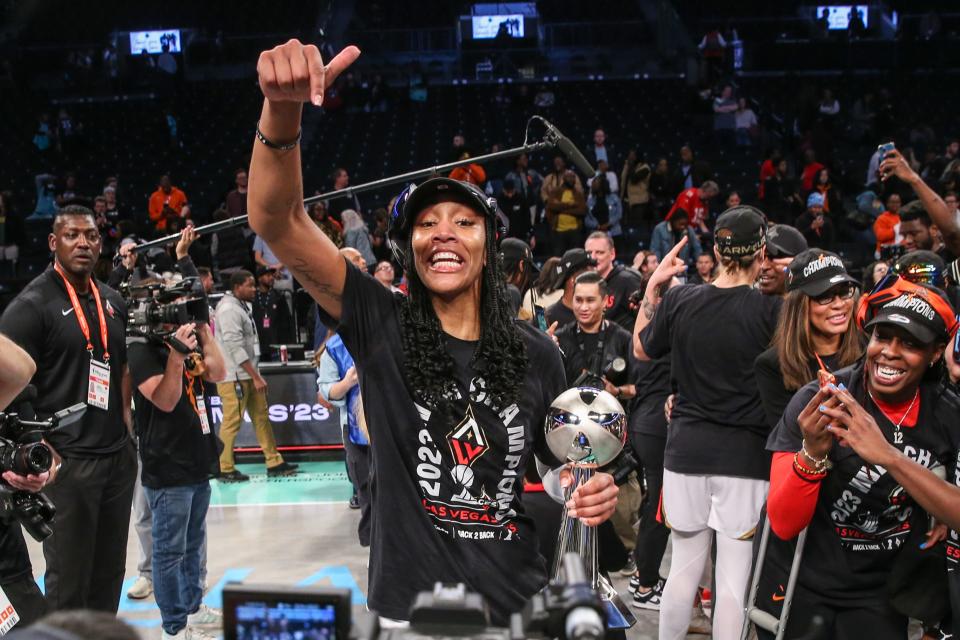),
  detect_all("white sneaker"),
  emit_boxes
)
[187,604,222,628]
[127,576,153,600]
[161,630,184,639]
